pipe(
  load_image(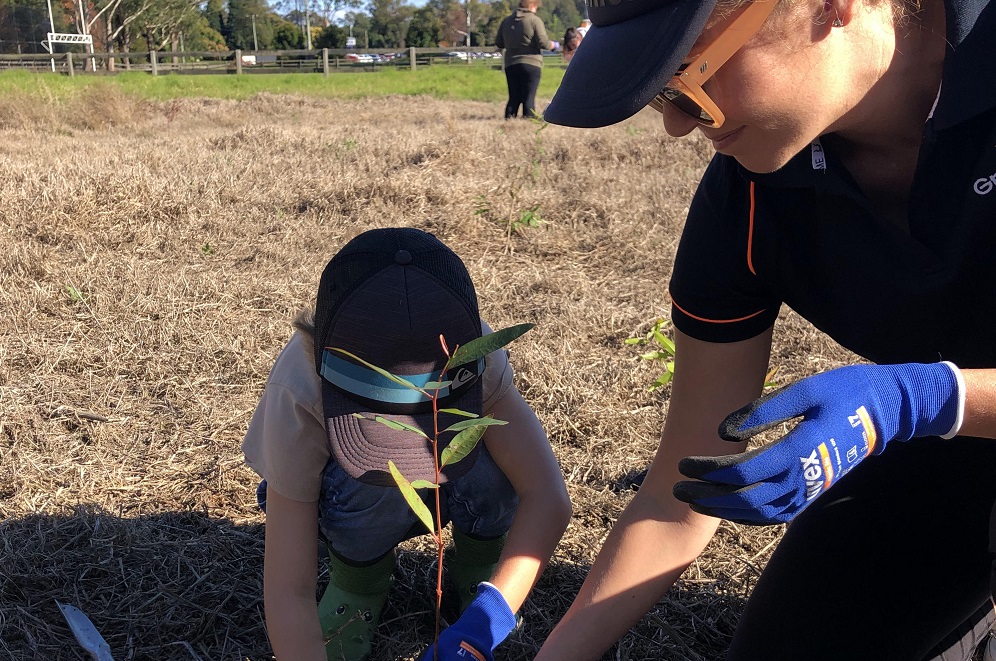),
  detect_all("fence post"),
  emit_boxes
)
[66,51,74,77]
[322,48,329,76]
[409,46,416,72]
[235,49,242,75]
[150,50,158,76]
